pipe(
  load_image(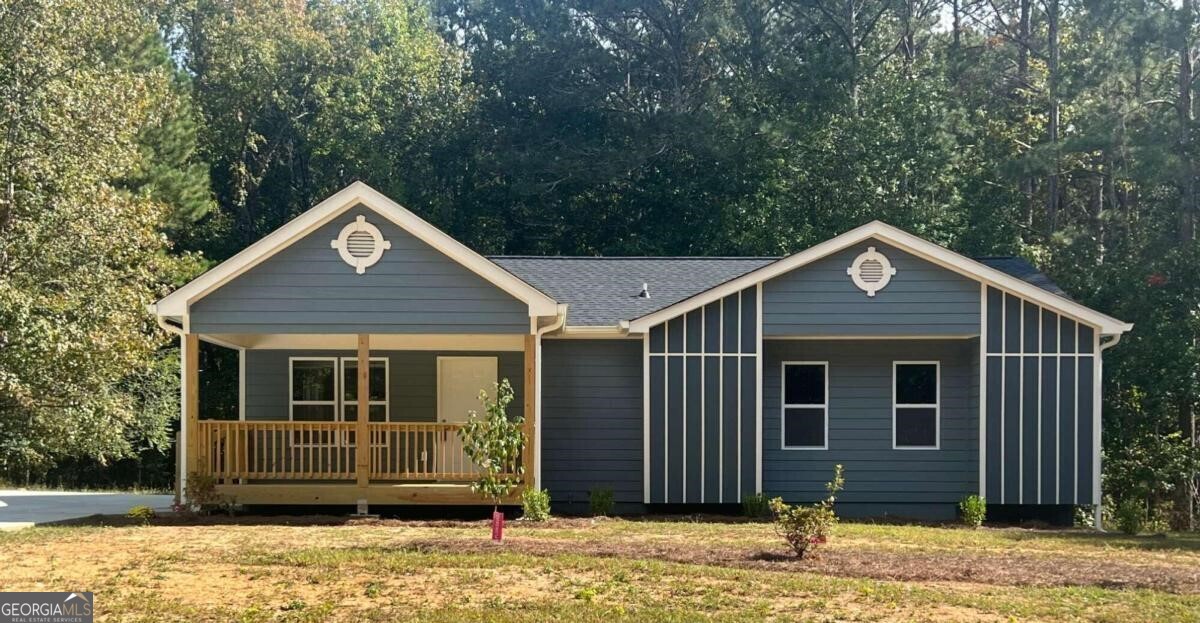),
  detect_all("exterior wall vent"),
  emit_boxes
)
[331,215,392,274]
[847,246,896,297]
